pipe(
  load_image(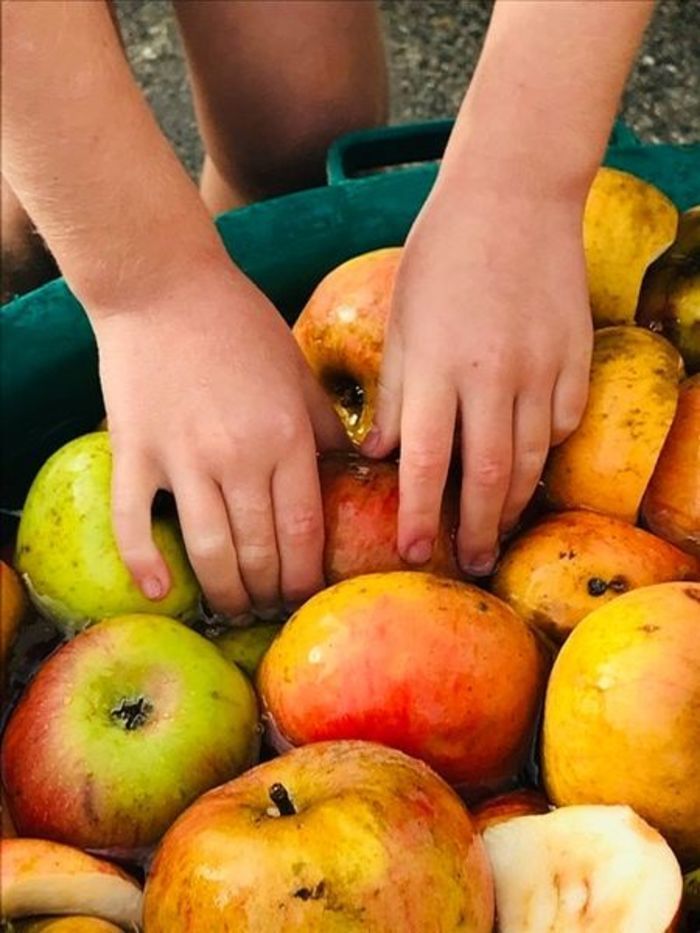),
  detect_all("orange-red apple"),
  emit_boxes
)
[258,572,546,792]
[471,789,550,834]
